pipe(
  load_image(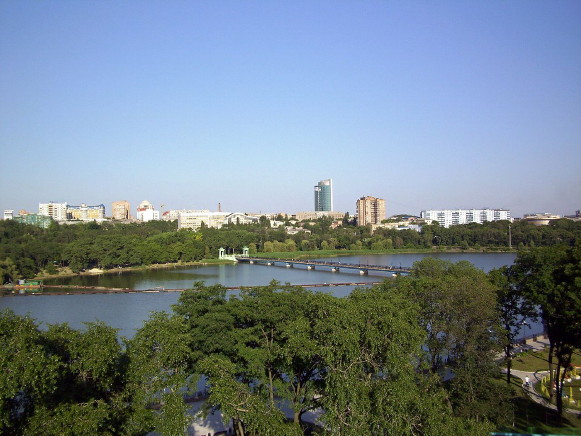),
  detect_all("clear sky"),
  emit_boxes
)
[1,1,580,218]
